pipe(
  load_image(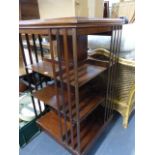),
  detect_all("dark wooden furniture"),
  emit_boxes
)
[19,0,40,20]
[103,1,110,18]
[19,17,124,155]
